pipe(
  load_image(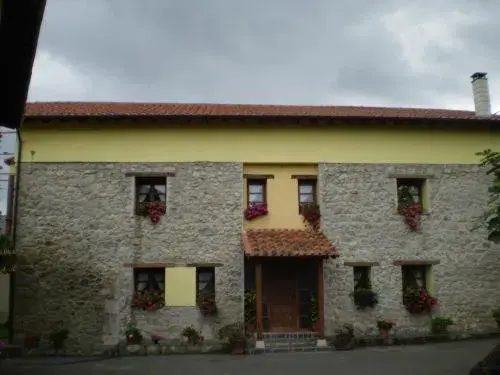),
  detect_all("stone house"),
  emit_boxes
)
[10,73,500,354]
